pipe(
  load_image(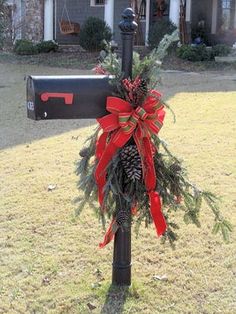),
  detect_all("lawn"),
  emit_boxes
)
[0,62,235,314]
